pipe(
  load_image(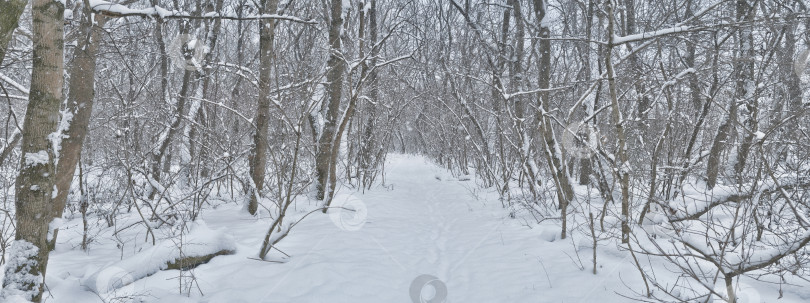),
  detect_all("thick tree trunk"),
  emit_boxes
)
[327,0,374,203]
[247,0,279,215]
[1,0,64,301]
[52,4,106,244]
[316,0,347,203]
